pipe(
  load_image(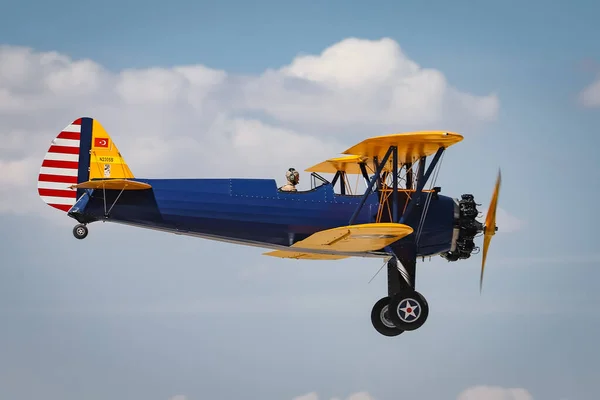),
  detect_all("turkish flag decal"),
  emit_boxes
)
[94,138,109,148]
